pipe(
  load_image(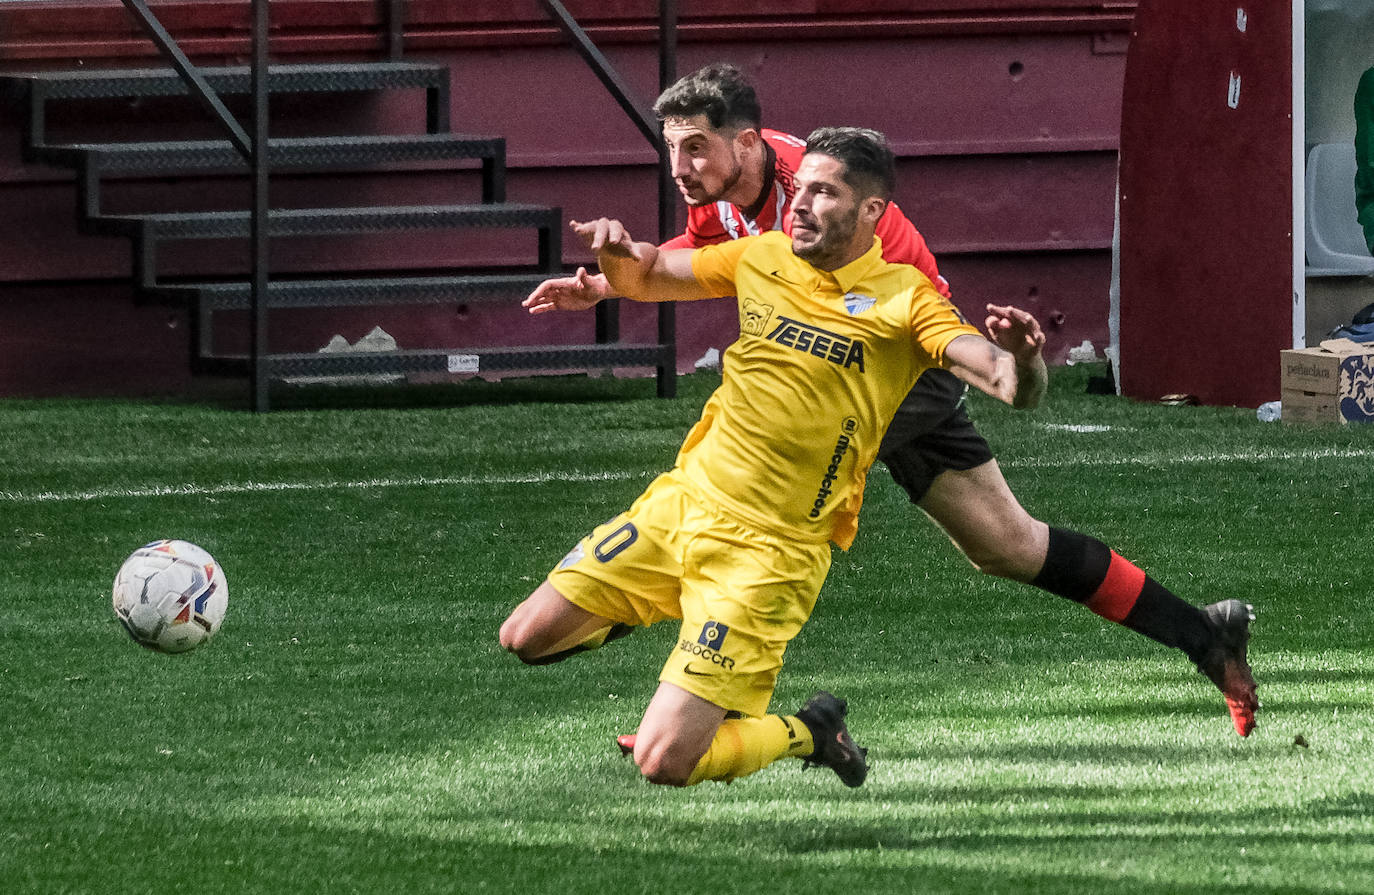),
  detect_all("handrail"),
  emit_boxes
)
[537,0,662,147]
[119,0,251,159]
[537,0,679,396]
